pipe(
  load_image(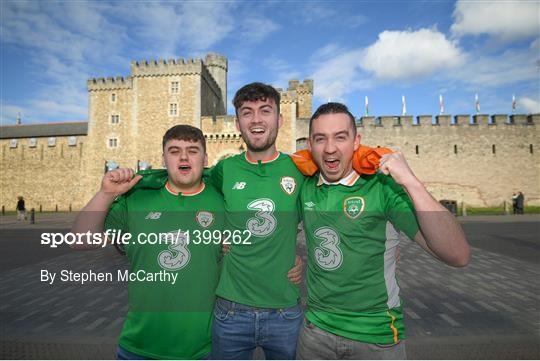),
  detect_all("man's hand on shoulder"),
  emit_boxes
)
[101,168,142,198]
